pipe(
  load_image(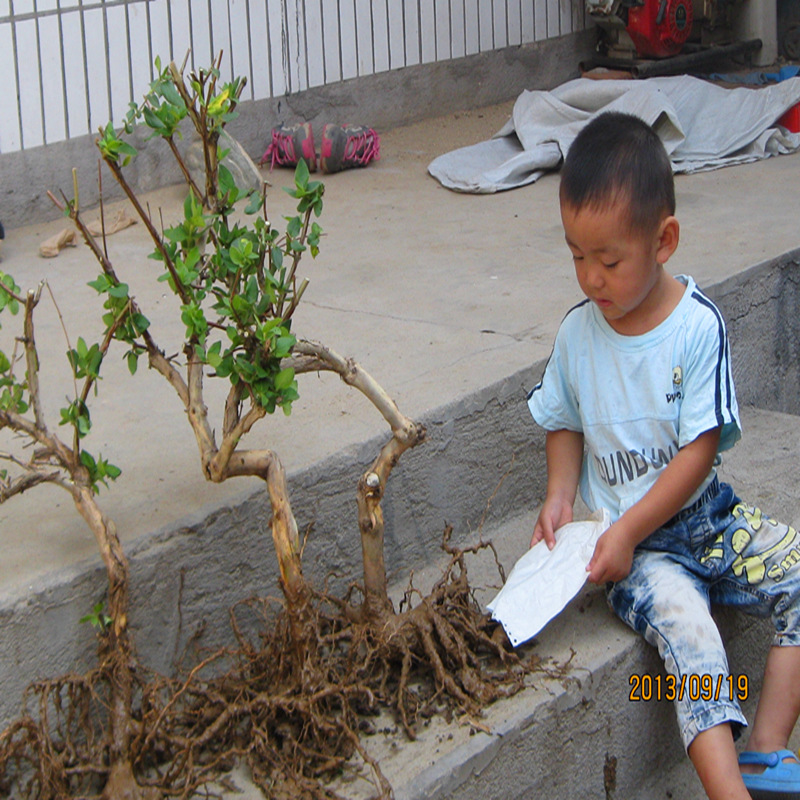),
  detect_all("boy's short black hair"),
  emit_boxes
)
[560,111,675,234]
